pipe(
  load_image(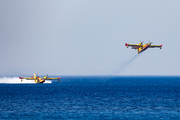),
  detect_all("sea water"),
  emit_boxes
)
[0,76,180,119]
